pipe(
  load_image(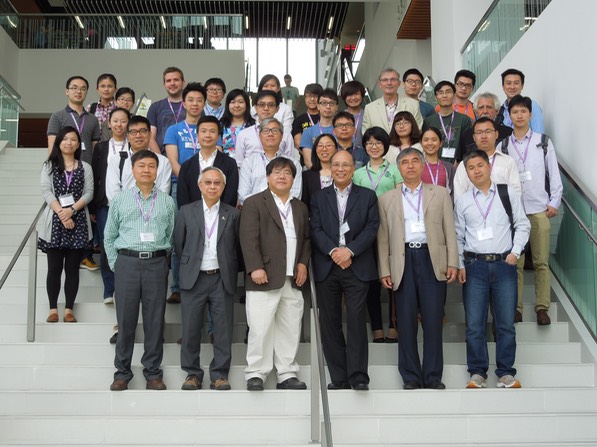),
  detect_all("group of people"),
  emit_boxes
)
[38,64,562,392]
